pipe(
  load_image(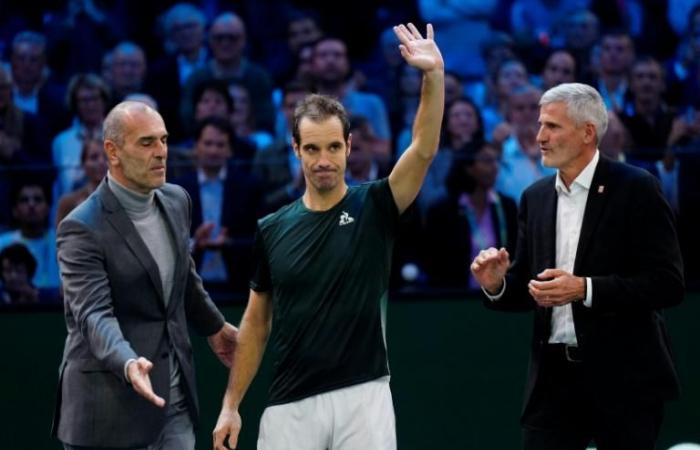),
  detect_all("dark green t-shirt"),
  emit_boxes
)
[251,179,400,405]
